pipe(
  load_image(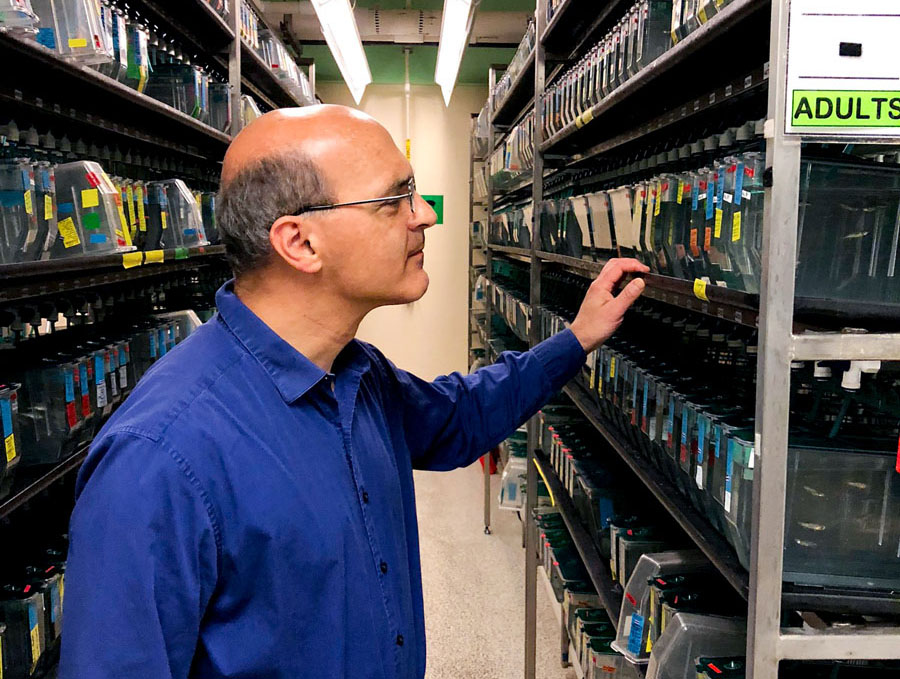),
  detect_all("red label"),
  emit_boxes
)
[700,181,707,190]
[661,182,669,191]
[896,435,900,474]
[745,166,755,178]
[625,592,637,606]
[82,394,91,418]
[728,164,737,173]
[66,402,77,428]
[708,663,723,675]
[85,172,101,187]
